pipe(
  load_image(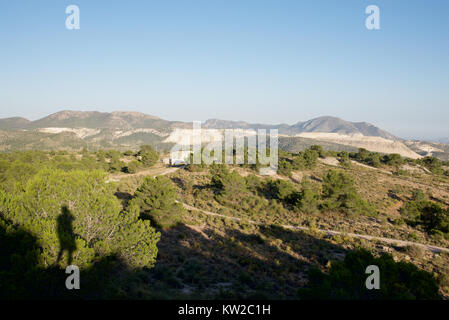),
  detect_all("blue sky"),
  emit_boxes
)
[0,0,448,139]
